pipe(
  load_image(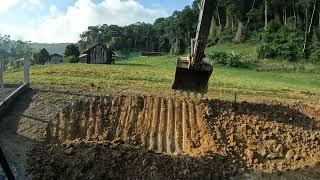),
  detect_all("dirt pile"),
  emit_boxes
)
[27,141,237,179]
[203,100,320,173]
[27,95,320,179]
